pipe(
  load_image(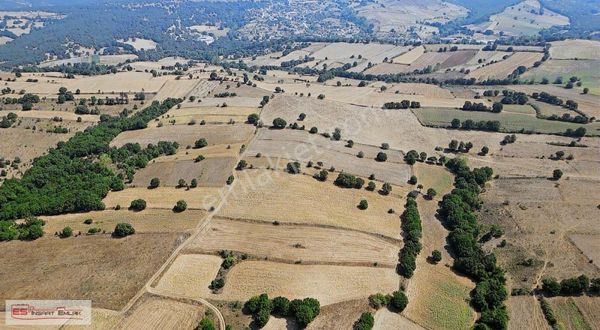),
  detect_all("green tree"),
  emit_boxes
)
[149,177,160,189]
[381,182,392,195]
[236,160,248,170]
[430,250,442,263]
[129,199,147,211]
[197,317,215,330]
[376,152,387,162]
[451,118,461,129]
[358,199,369,210]
[552,169,563,180]
[272,297,290,316]
[195,155,205,162]
[194,138,208,149]
[353,312,374,330]
[113,223,135,237]
[426,188,437,199]
[247,113,260,124]
[190,178,198,188]
[272,117,287,129]
[177,178,187,188]
[408,175,417,185]
[226,175,235,185]
[173,200,187,213]
[390,291,408,312]
[60,226,73,238]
